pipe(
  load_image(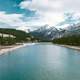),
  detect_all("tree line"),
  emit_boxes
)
[53,35,80,46]
[0,28,33,45]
